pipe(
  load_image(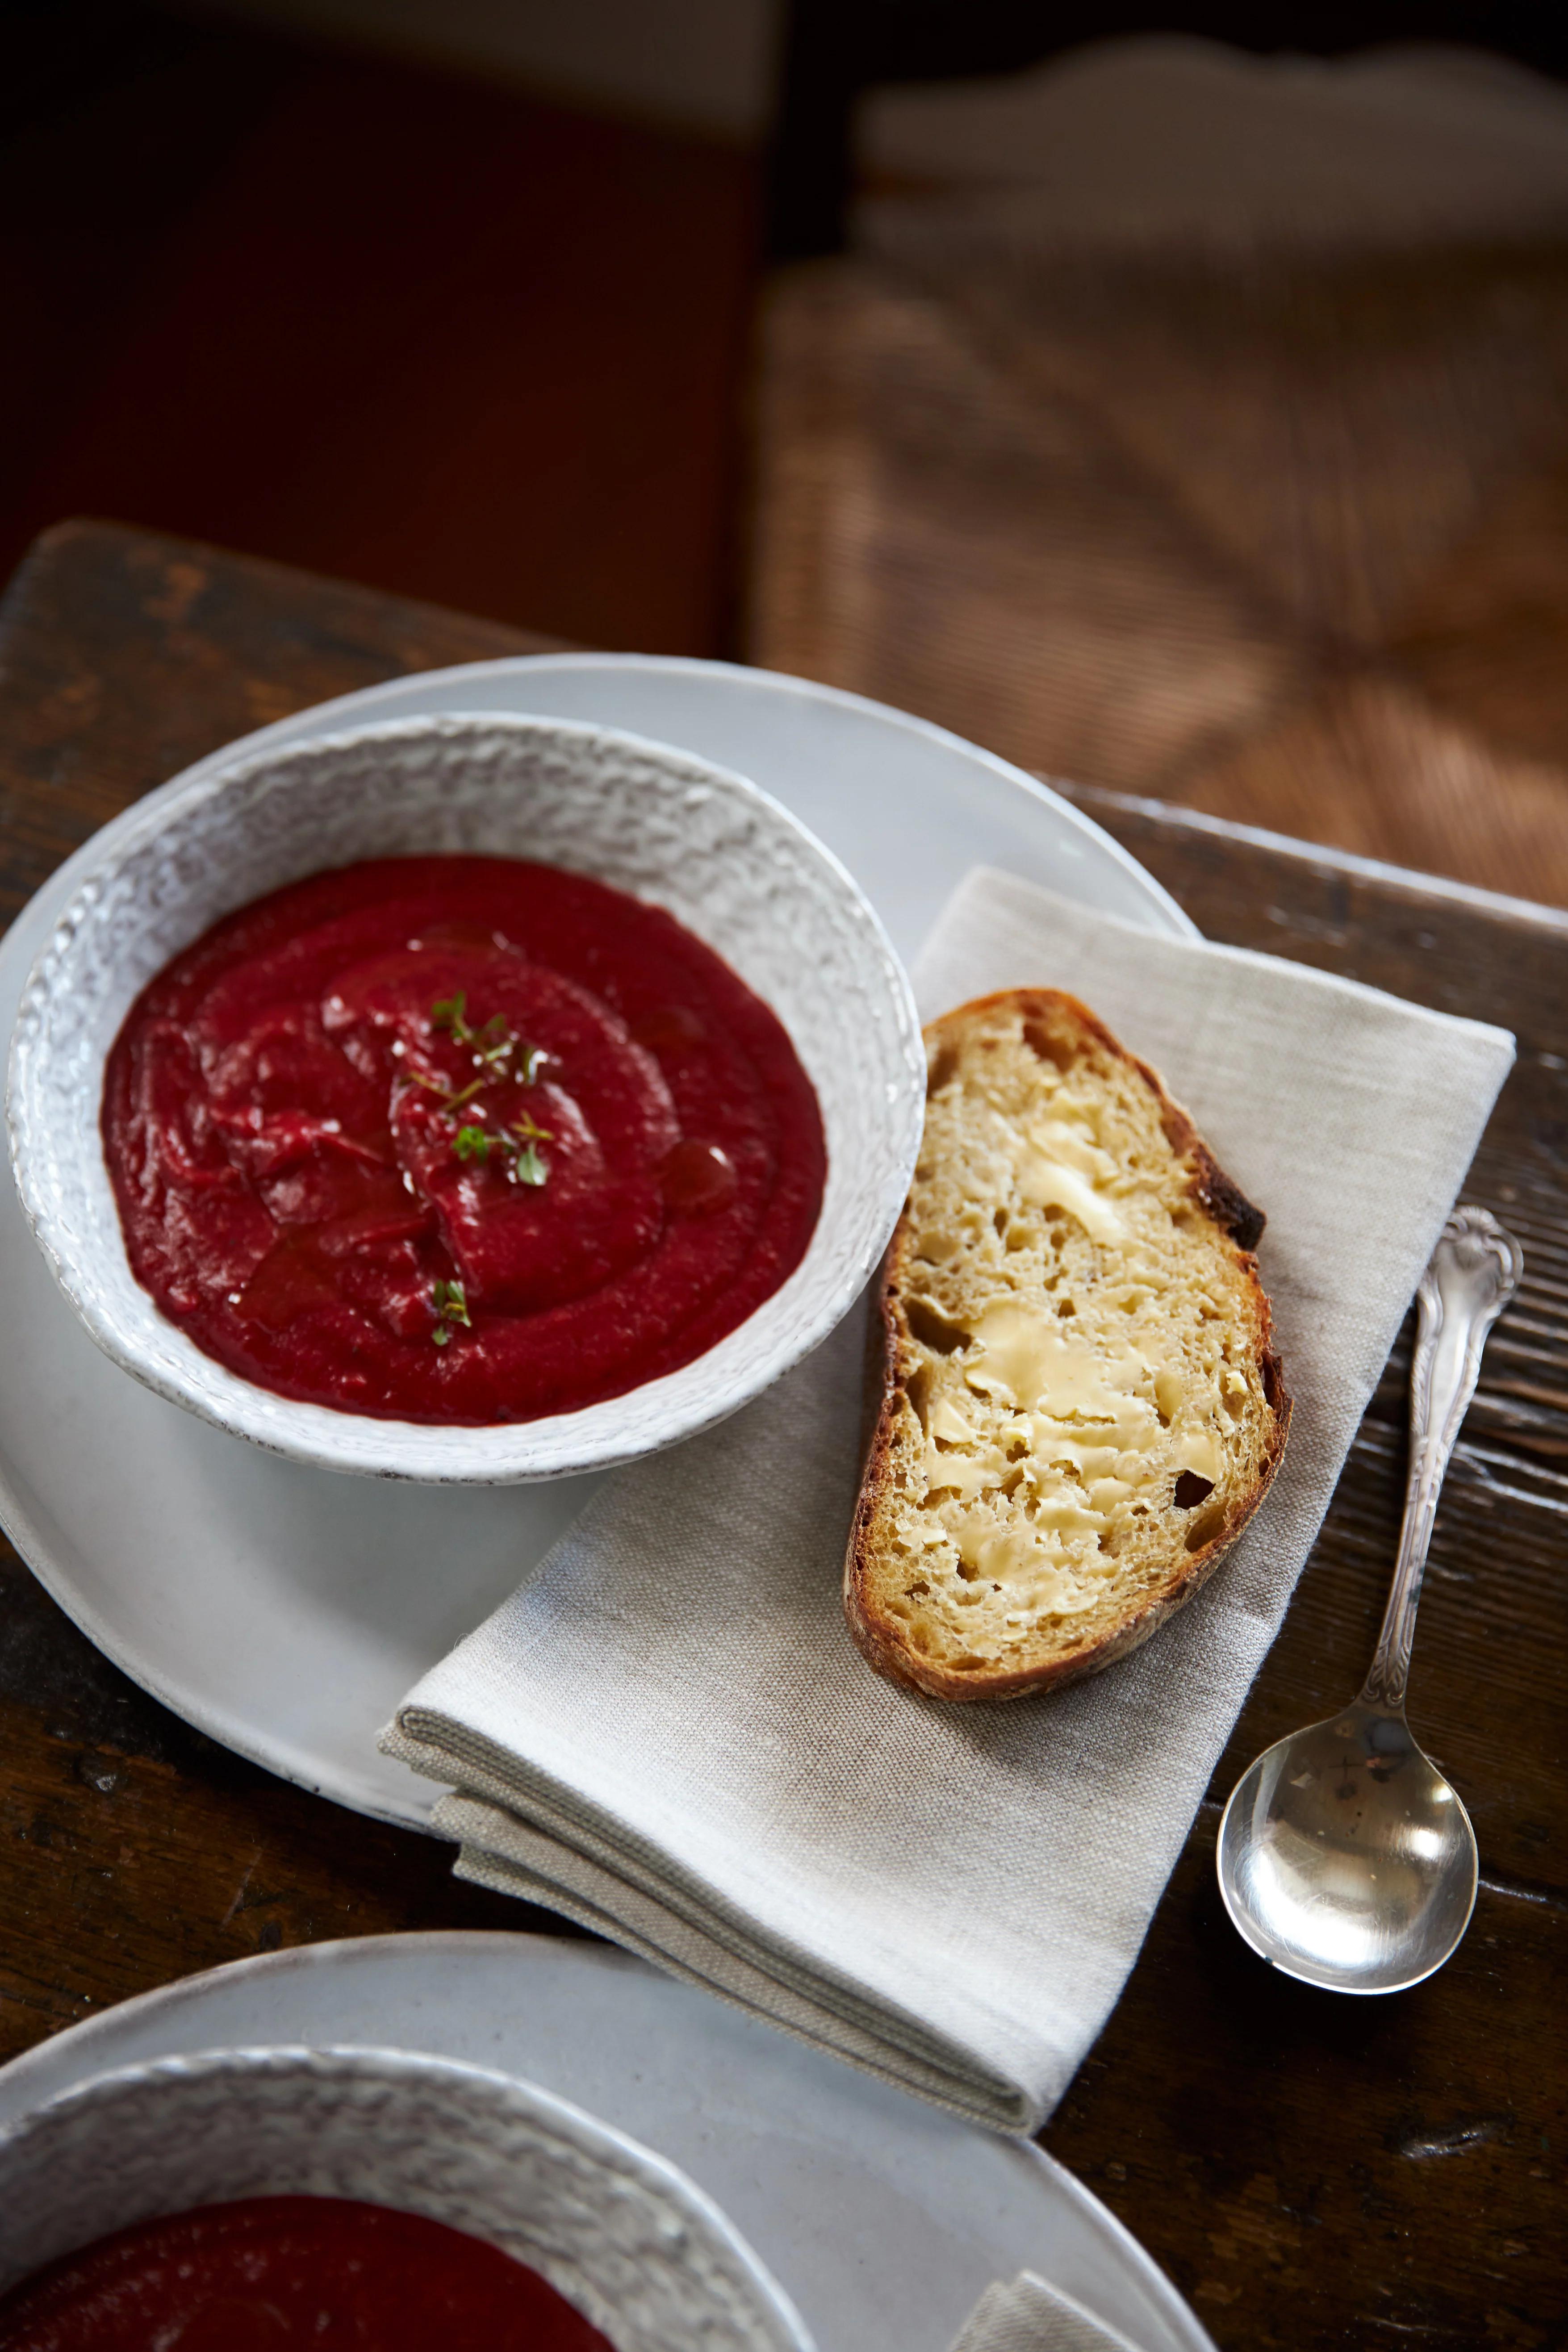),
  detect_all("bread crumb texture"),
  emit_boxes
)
[846,989,1288,1701]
